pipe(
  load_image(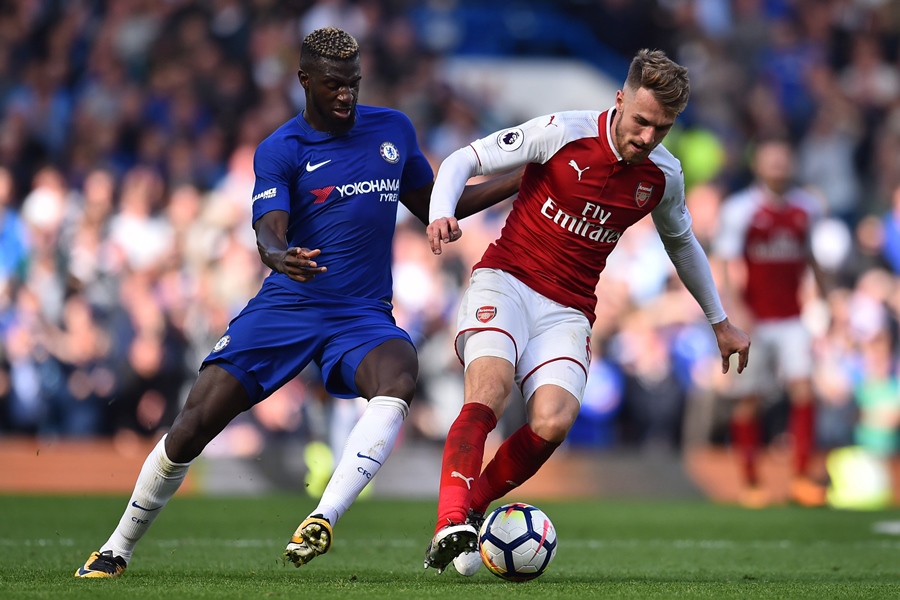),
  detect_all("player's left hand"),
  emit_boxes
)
[280,247,327,282]
[711,318,751,374]
[427,216,462,255]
